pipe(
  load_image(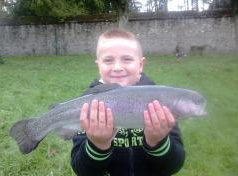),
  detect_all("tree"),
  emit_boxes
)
[0,0,15,16]
[3,0,137,27]
[158,0,168,11]
[209,0,232,9]
[191,0,198,11]
[110,0,129,28]
[9,0,123,18]
[78,0,116,14]
[12,0,85,18]
[231,0,238,14]
[130,0,142,13]
[0,0,3,16]
[146,0,168,12]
